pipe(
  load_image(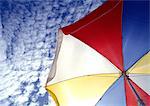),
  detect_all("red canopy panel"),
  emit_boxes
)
[124,77,150,106]
[124,78,139,106]
[129,79,150,106]
[61,0,124,71]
